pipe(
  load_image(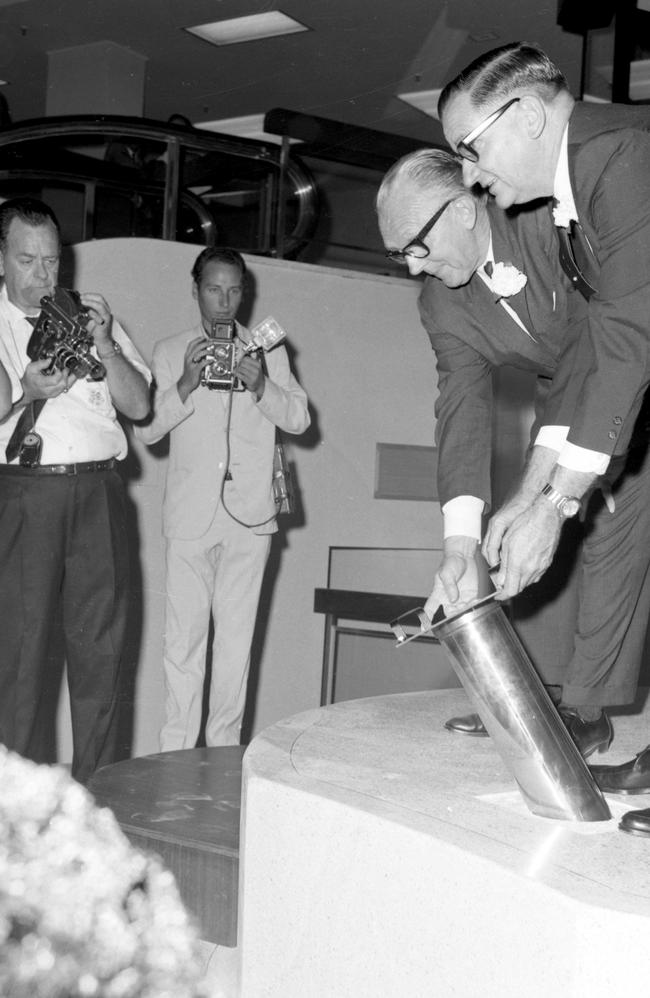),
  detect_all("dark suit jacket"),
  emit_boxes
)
[553,101,650,455]
[419,199,585,508]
